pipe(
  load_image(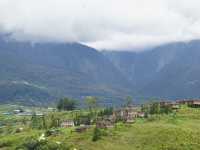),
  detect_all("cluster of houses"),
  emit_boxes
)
[60,106,145,131]
[2,99,200,132]
[60,99,200,131]
[159,99,200,109]
[96,106,145,129]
